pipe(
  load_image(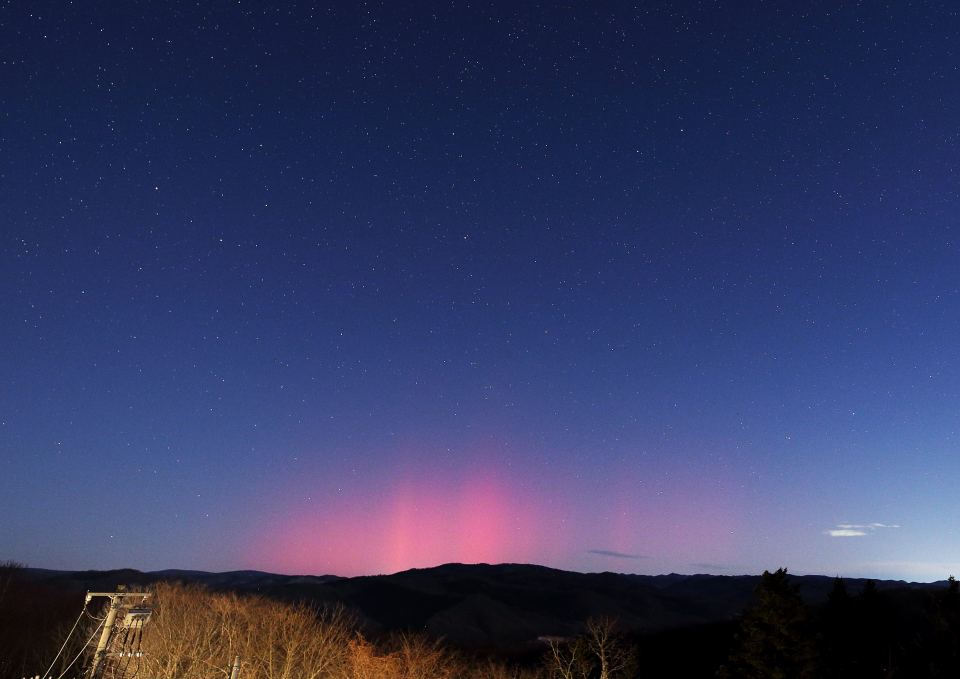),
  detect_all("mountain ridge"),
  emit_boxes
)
[23,563,949,648]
